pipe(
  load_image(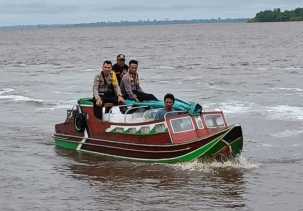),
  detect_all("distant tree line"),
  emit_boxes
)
[250,8,303,22]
